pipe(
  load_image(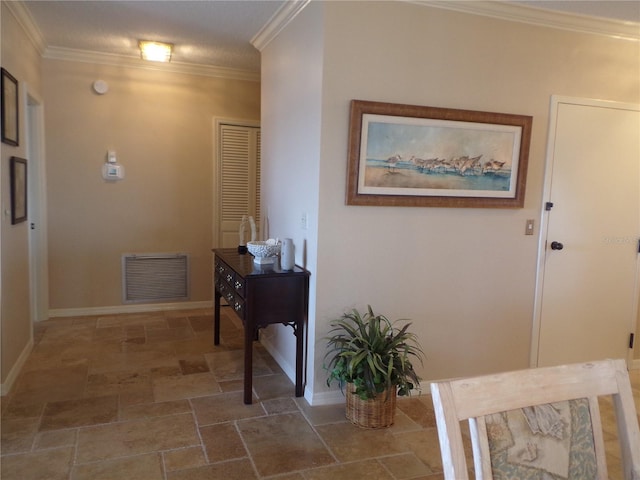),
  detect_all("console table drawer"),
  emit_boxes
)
[233,276,245,296]
[231,297,245,317]
[216,259,246,297]
[216,258,232,280]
